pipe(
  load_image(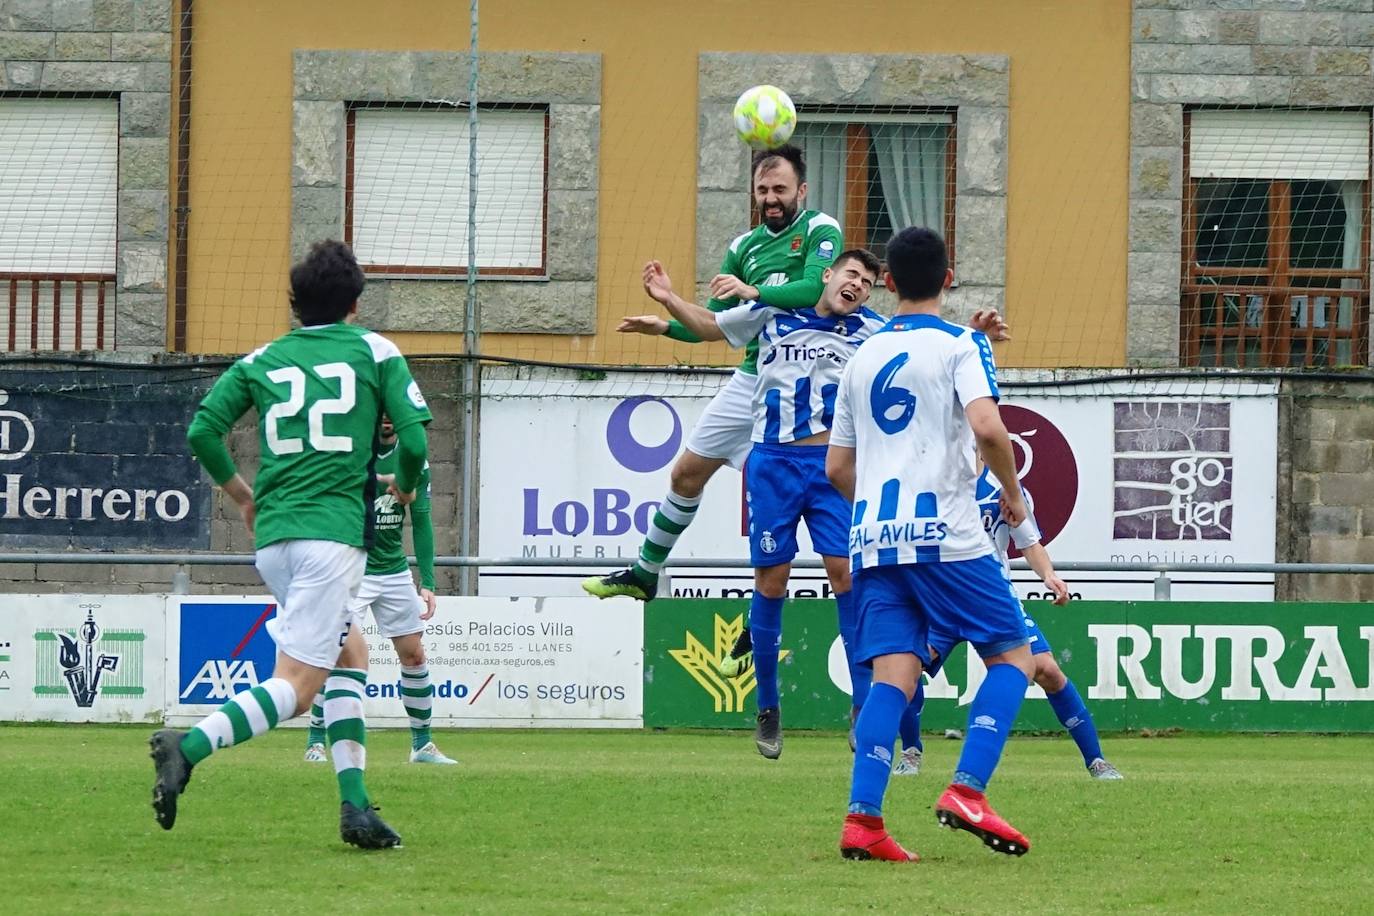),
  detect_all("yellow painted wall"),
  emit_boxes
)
[185,0,1129,366]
